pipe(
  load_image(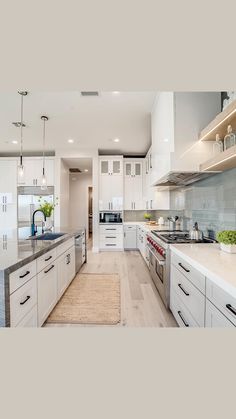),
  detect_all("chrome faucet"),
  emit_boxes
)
[31,210,46,236]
